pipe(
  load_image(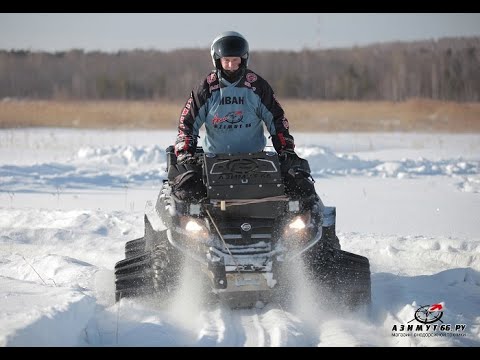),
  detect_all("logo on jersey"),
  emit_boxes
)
[207,73,217,84]
[212,111,244,125]
[178,96,193,132]
[246,73,257,83]
[220,96,245,105]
